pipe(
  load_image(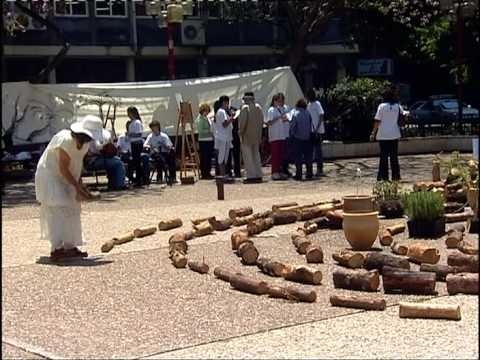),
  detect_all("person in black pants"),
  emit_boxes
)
[370,85,404,181]
[226,106,242,178]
